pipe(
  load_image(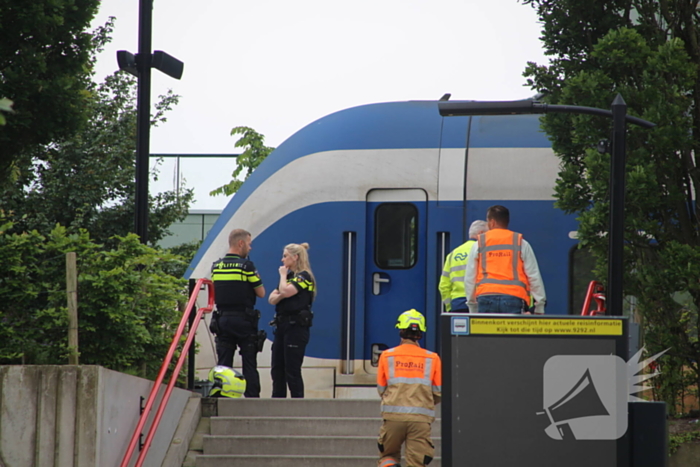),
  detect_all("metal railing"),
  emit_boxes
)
[581,280,606,316]
[119,278,214,467]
